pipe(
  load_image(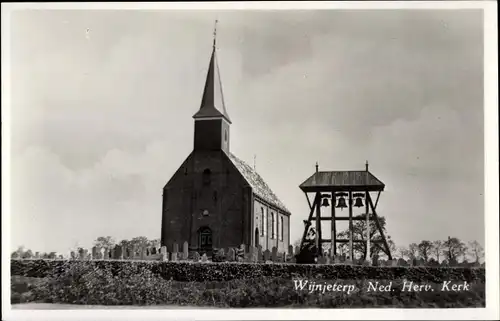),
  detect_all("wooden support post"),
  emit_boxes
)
[367,193,392,260]
[300,193,317,249]
[374,191,381,209]
[348,191,353,260]
[315,192,321,257]
[331,191,336,257]
[305,193,313,211]
[365,191,370,262]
